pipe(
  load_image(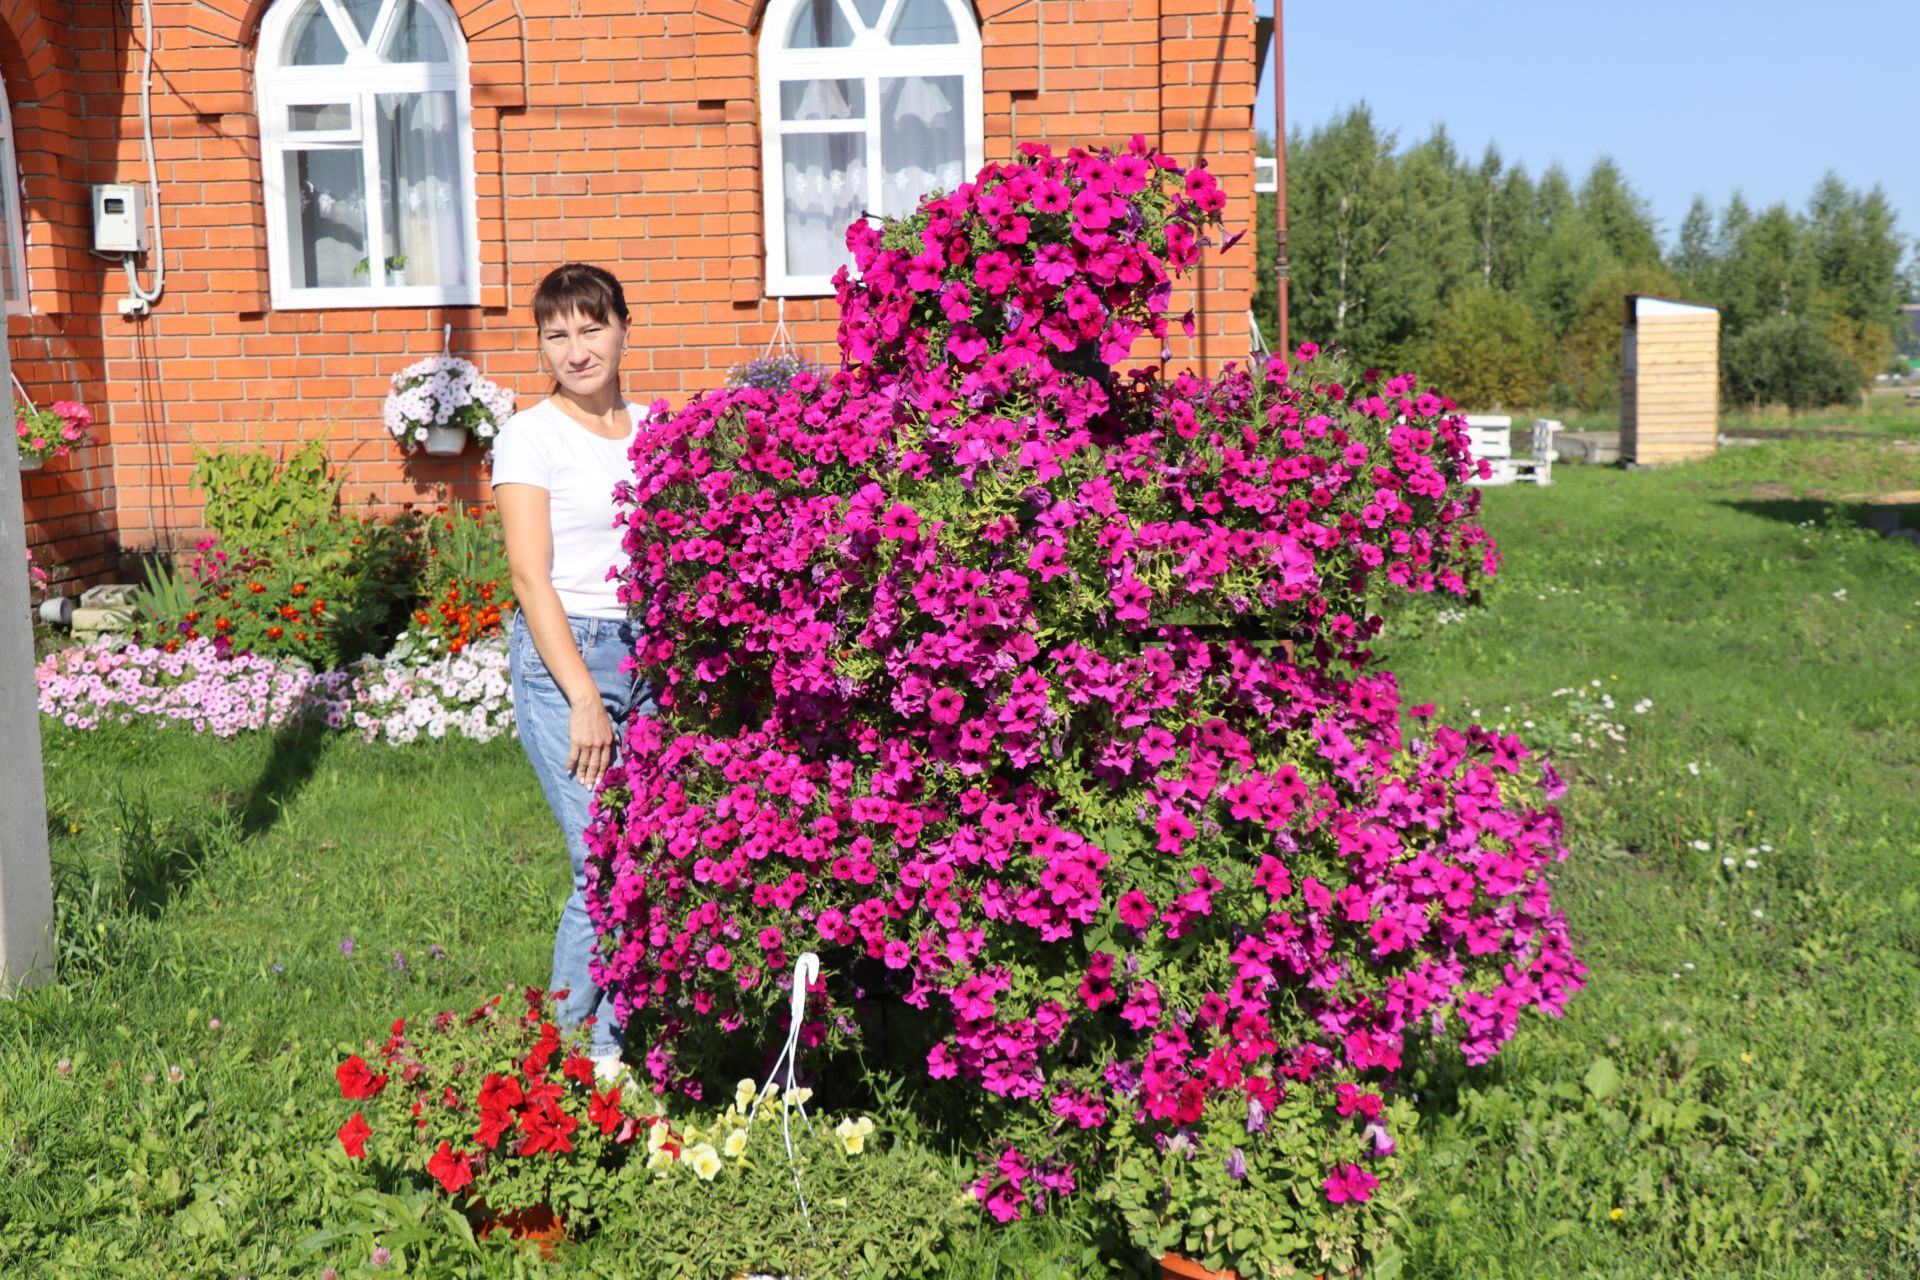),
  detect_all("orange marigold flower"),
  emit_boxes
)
[291,583,308,596]
[267,625,283,640]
